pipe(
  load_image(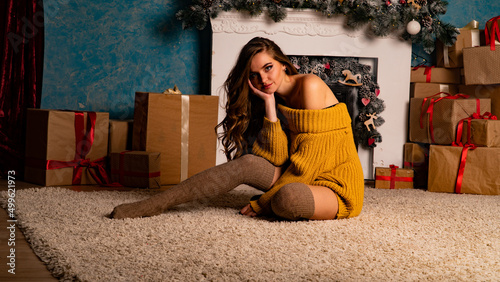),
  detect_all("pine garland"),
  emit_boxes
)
[289,55,384,148]
[176,0,459,54]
